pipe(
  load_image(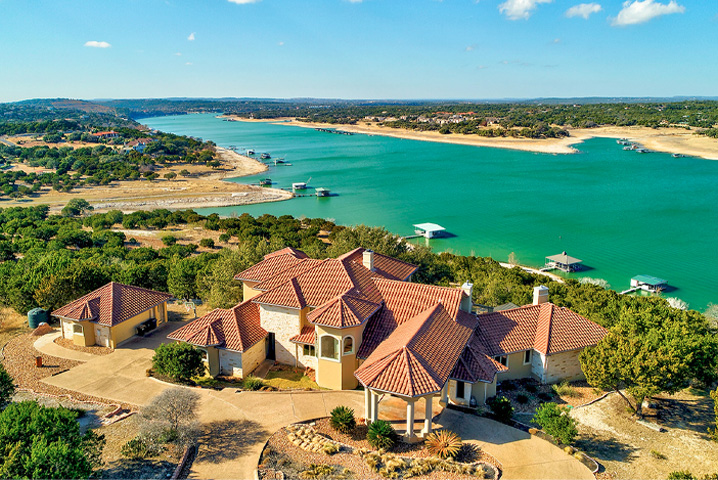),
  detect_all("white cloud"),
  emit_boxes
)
[228,0,261,3]
[498,0,552,20]
[565,3,602,19]
[465,44,476,52]
[187,32,195,41]
[174,52,182,56]
[278,41,284,46]
[84,40,111,48]
[611,0,685,26]
[552,38,561,43]
[185,62,193,66]
[346,0,363,3]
